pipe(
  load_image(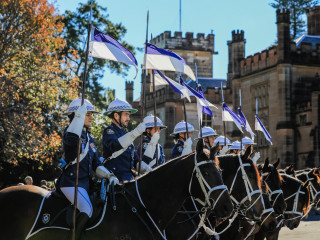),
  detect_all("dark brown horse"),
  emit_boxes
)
[0,140,232,240]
